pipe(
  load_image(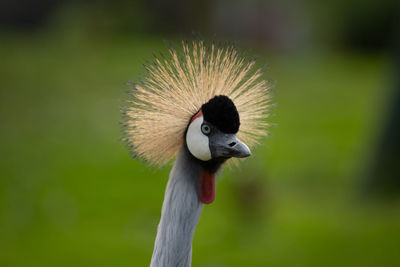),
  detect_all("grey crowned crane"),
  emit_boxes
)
[124,41,271,267]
